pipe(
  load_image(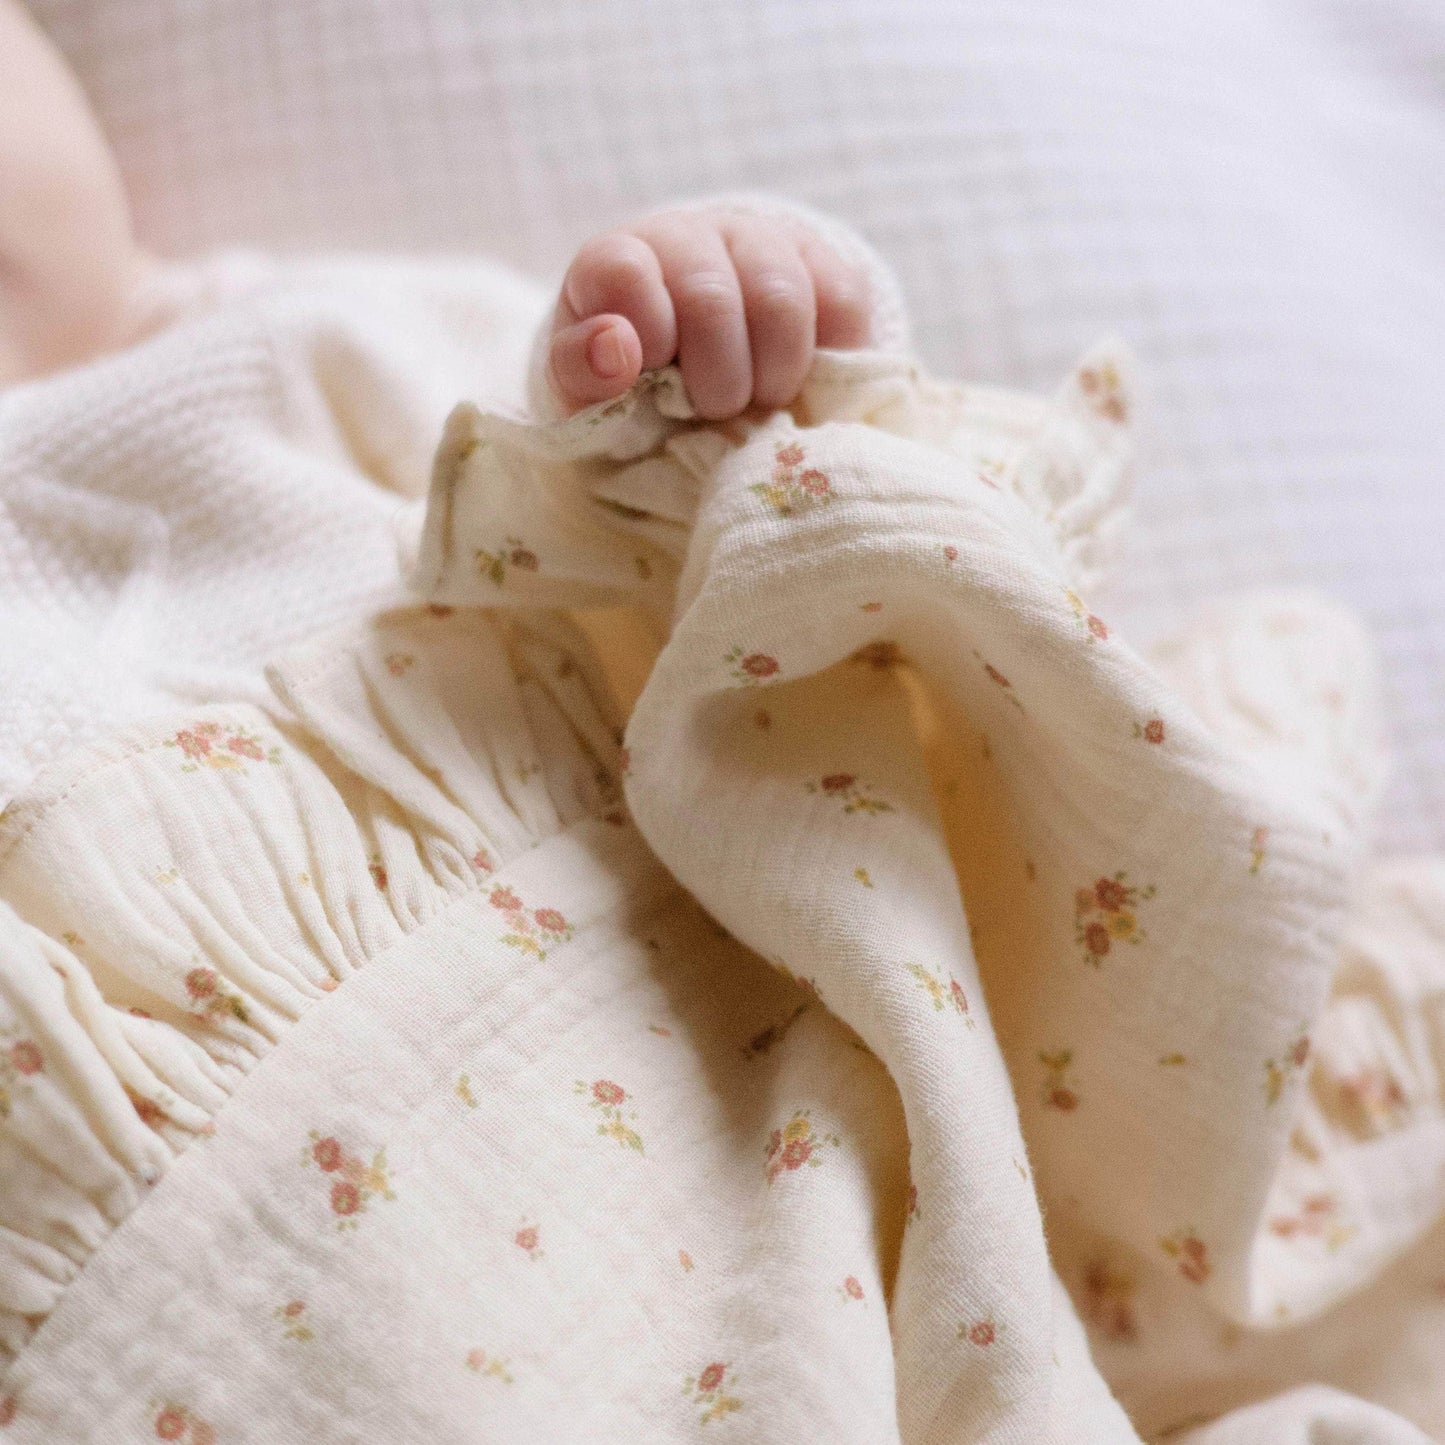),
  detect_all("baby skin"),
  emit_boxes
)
[0,5,870,408]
